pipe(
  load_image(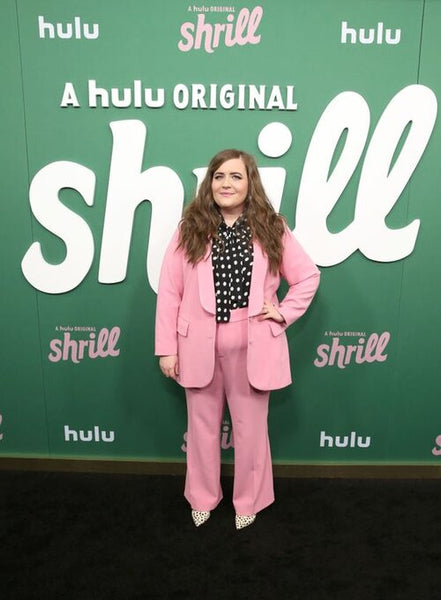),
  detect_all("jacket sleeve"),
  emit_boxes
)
[154,228,184,356]
[276,227,320,328]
